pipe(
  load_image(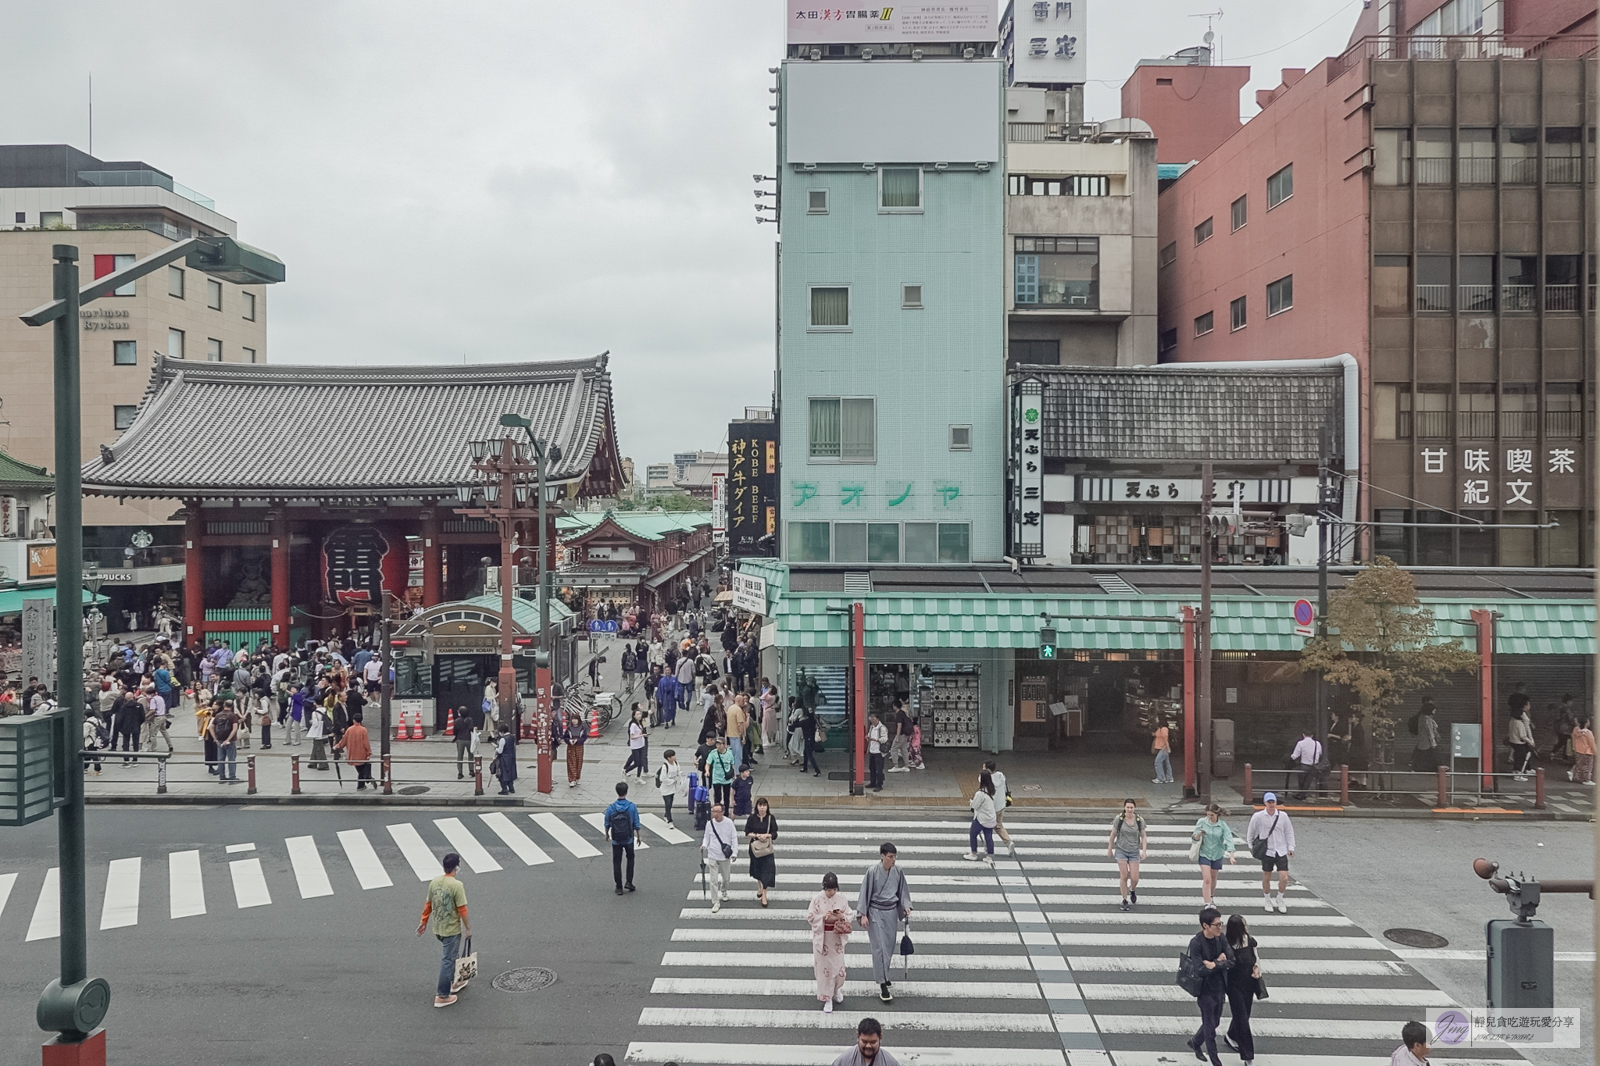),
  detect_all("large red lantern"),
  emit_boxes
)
[321,524,409,607]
